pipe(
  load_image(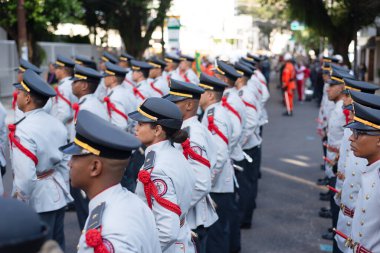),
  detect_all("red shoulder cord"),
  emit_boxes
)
[150,81,164,96]
[54,86,72,107]
[124,78,134,87]
[85,227,110,253]
[207,115,229,144]
[181,138,211,168]
[12,90,18,110]
[356,244,371,253]
[133,87,146,100]
[103,97,128,121]
[221,97,241,122]
[255,72,267,86]
[72,103,80,122]
[243,100,257,111]
[8,124,38,165]
[138,169,182,216]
